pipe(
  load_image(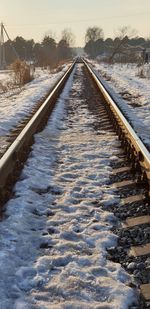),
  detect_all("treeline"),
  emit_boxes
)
[84,26,150,62]
[4,29,75,67]
[4,26,150,66]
